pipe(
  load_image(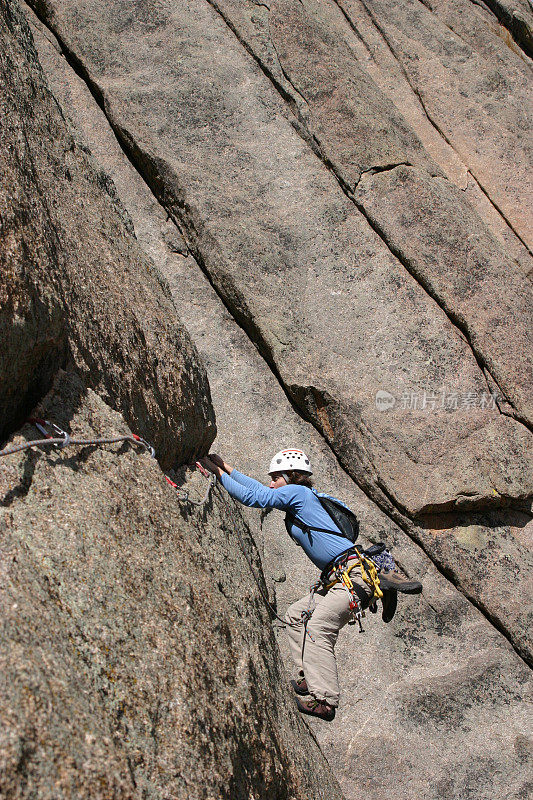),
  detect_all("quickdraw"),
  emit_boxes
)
[0,418,214,508]
[0,417,156,458]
